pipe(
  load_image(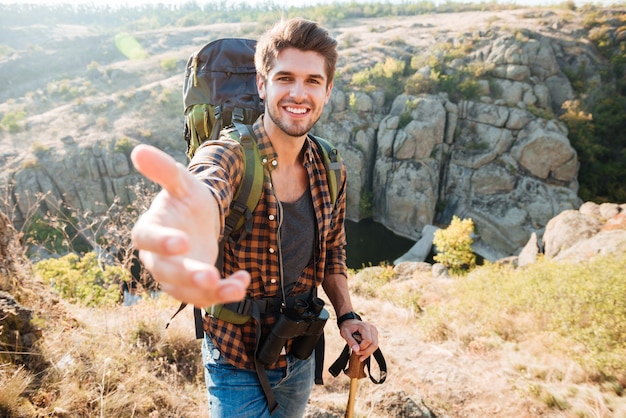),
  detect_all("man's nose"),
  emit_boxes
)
[290,81,307,100]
